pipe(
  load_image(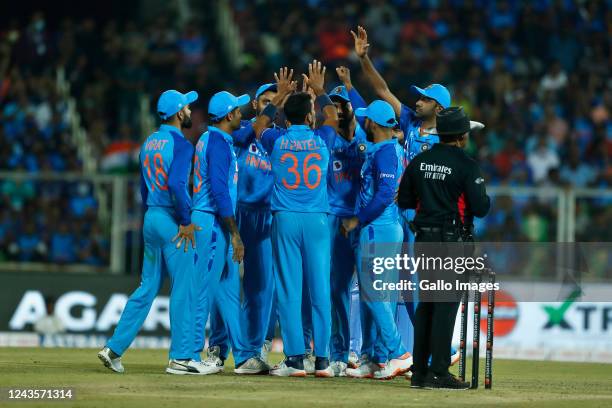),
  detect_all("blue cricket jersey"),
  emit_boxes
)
[260,124,336,213]
[192,126,238,217]
[139,124,193,226]
[399,104,439,166]
[234,119,274,207]
[357,139,403,226]
[327,123,367,217]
